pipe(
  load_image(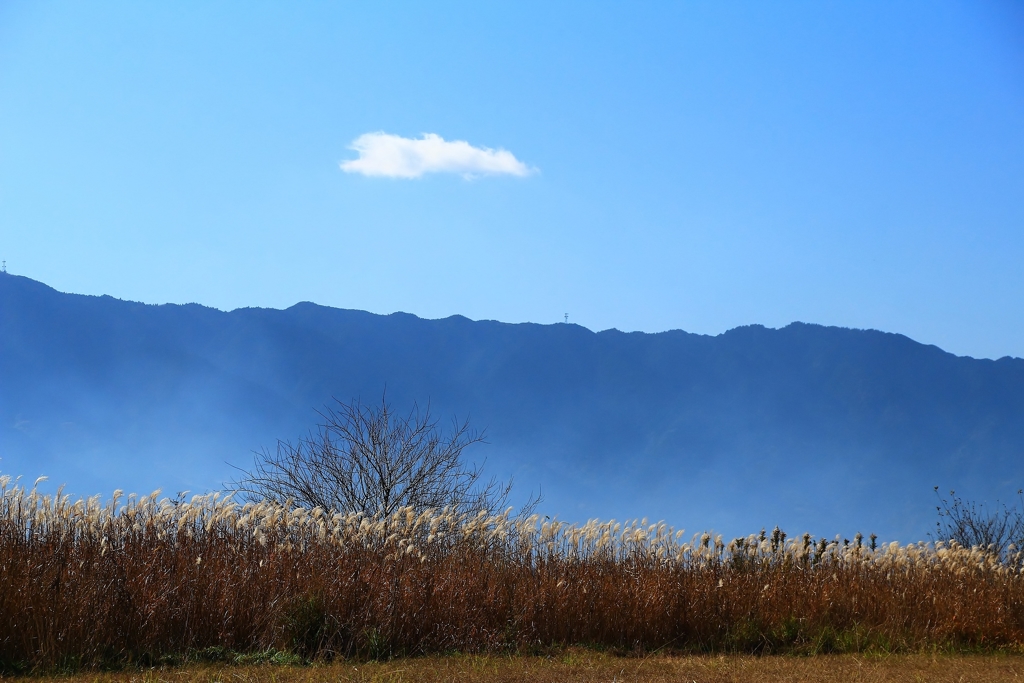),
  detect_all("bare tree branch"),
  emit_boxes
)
[932,486,1024,558]
[230,393,531,516]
